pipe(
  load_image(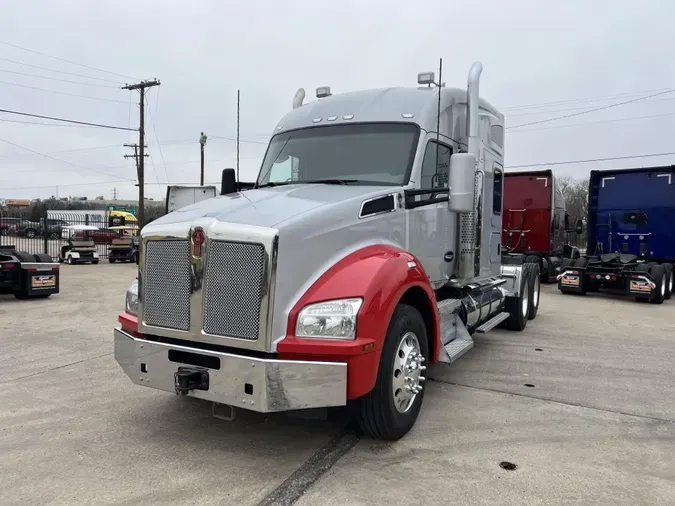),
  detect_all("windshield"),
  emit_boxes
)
[256,123,419,186]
